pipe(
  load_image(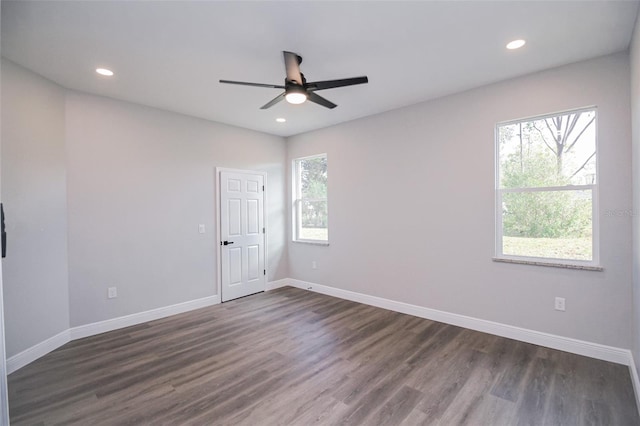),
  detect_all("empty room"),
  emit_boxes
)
[1,0,640,424]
